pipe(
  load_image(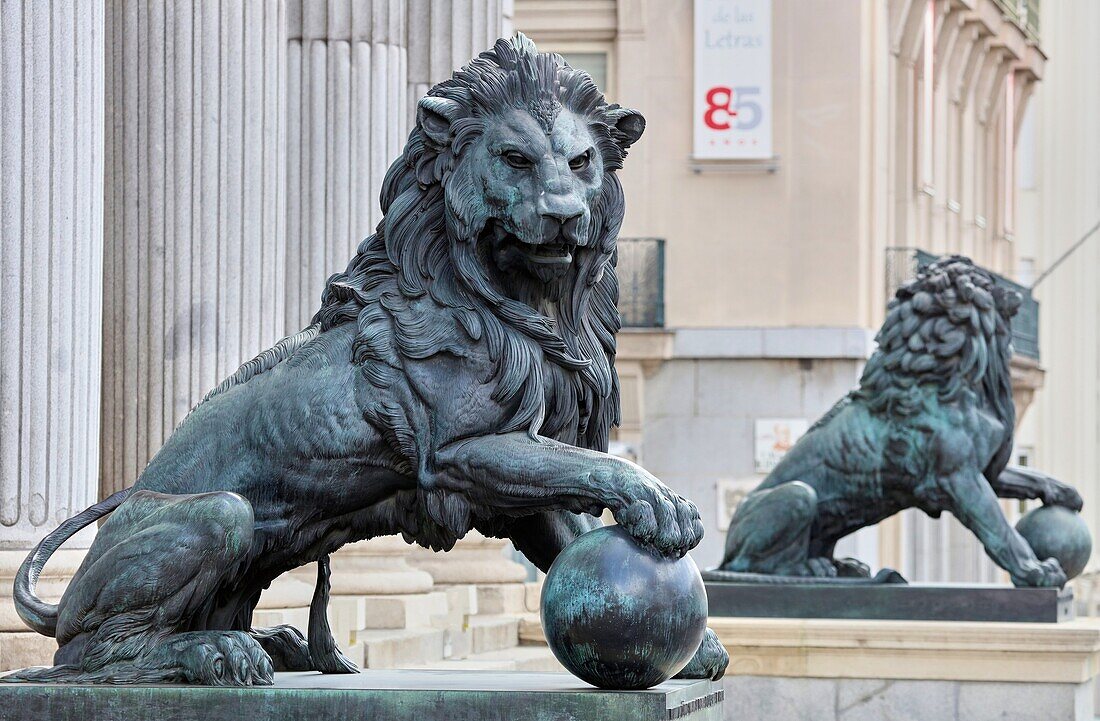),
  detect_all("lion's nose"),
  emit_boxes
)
[537,195,584,227]
[540,209,582,225]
